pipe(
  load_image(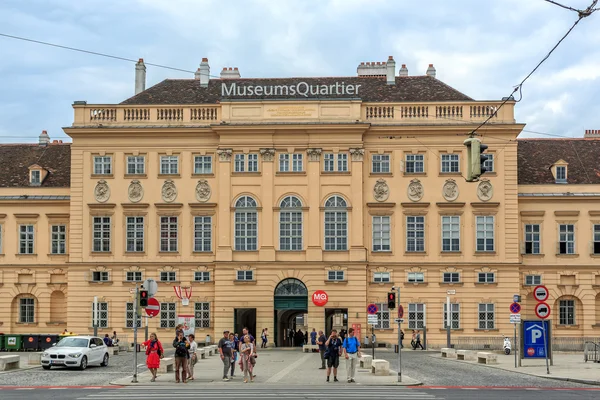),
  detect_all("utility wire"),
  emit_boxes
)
[544,0,581,13]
